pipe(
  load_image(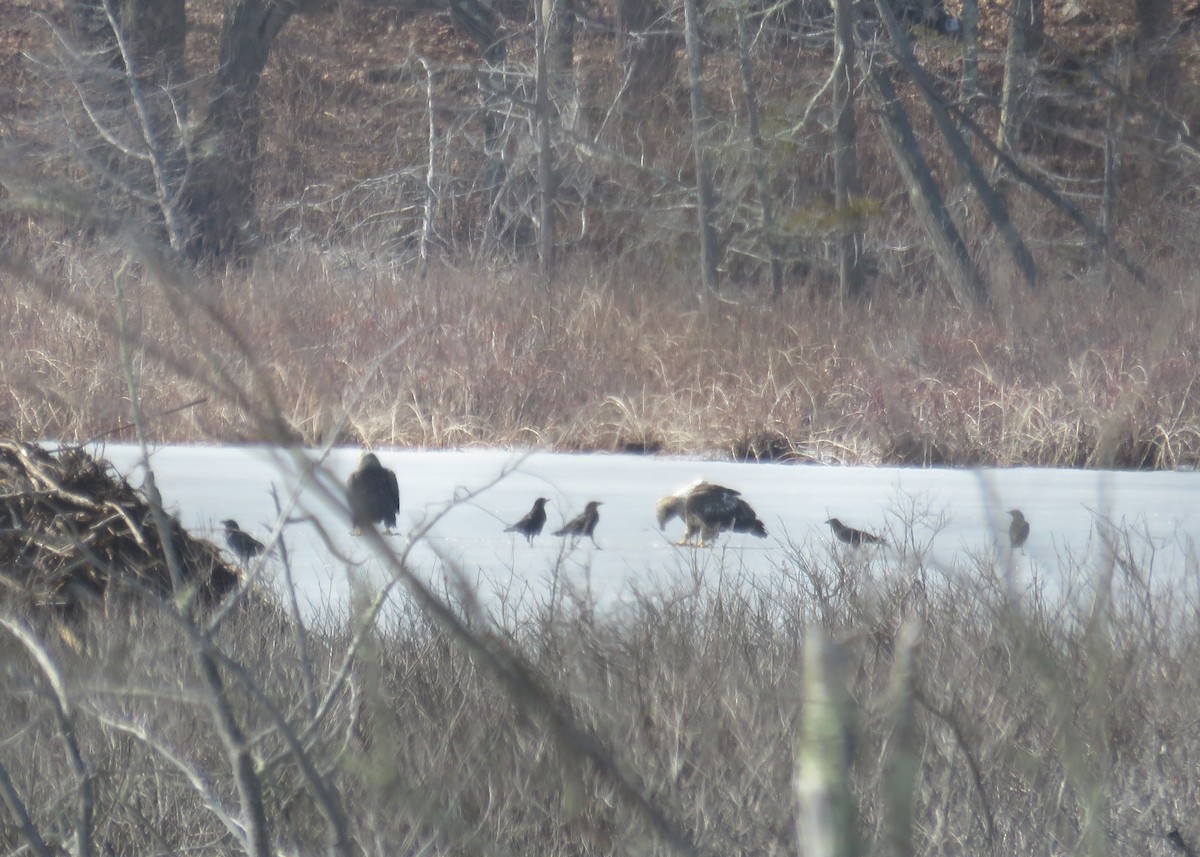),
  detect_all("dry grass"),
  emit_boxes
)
[2,508,1198,856]
[3,246,1200,467]
[4,2,1200,467]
